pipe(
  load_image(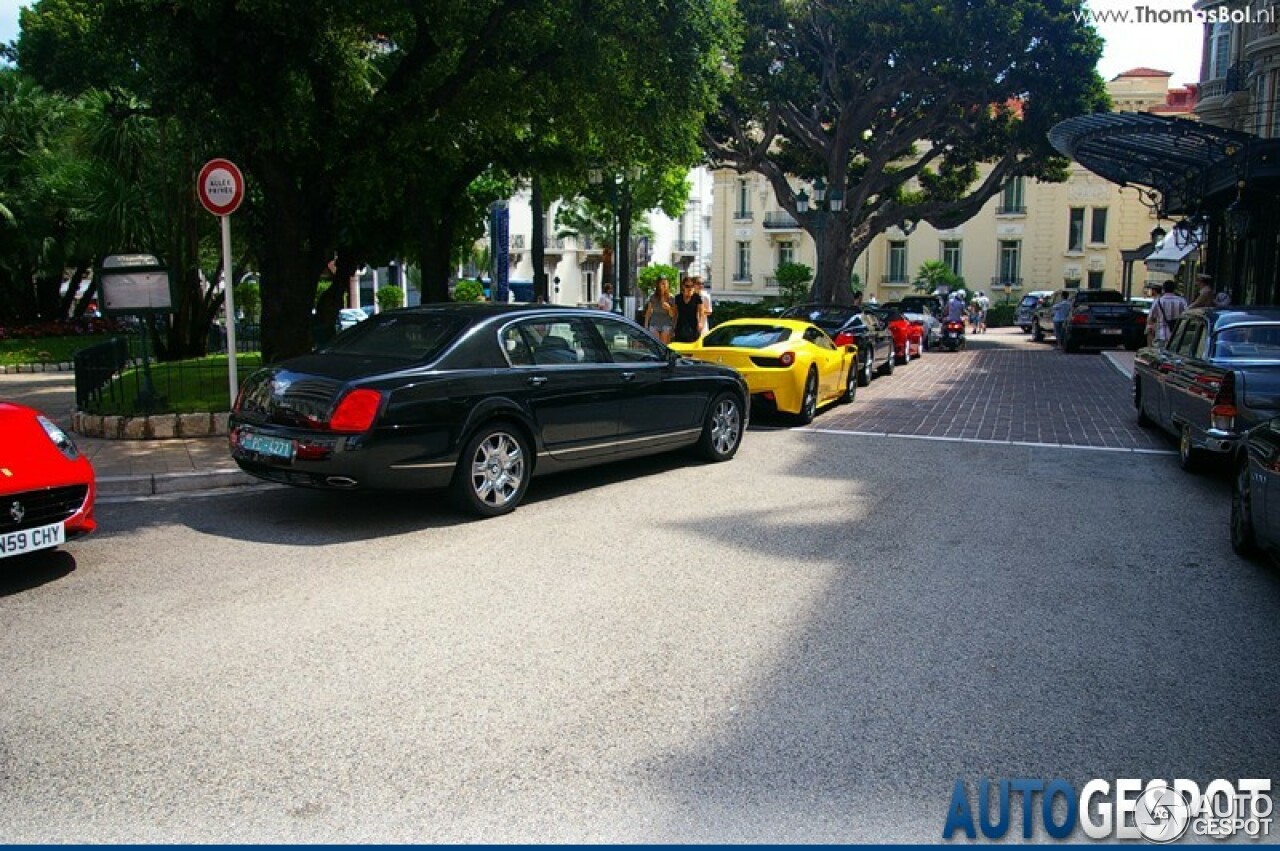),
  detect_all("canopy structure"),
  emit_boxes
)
[1048,113,1257,215]
[1144,228,1205,275]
